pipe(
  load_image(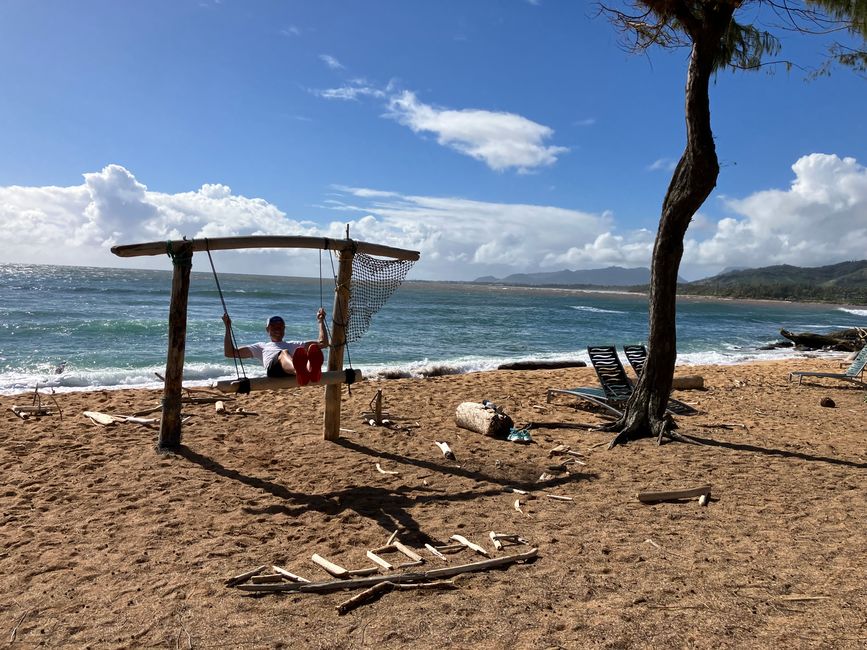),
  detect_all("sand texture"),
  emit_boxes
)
[2,358,866,648]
